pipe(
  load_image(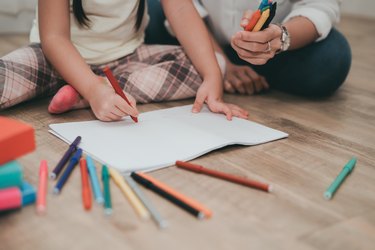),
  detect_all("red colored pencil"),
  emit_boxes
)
[176,161,272,192]
[103,66,138,123]
[244,9,261,31]
[80,158,92,211]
